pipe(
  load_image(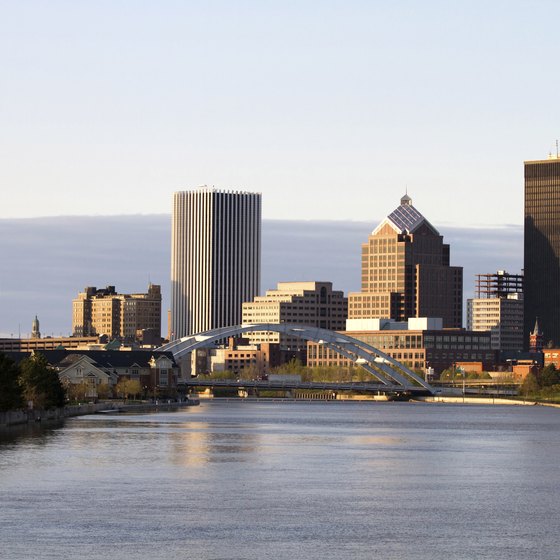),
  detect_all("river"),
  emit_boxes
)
[1,400,560,559]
